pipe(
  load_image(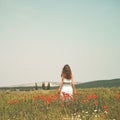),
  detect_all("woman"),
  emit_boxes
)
[57,64,76,99]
